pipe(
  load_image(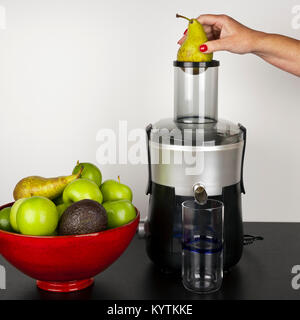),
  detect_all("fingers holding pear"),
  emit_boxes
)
[176,13,213,62]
